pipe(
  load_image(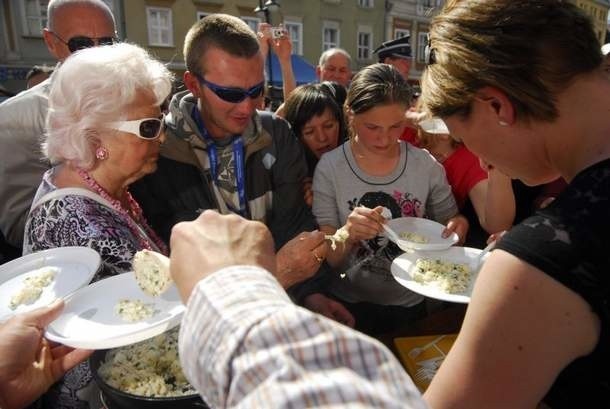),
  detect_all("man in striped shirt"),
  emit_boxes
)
[171,211,427,408]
